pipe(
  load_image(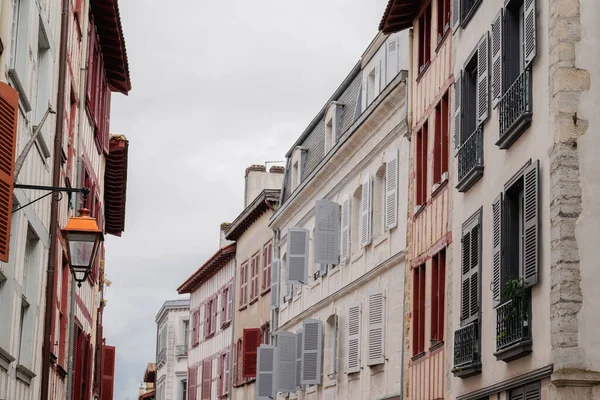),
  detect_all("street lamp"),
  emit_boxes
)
[61,207,104,287]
